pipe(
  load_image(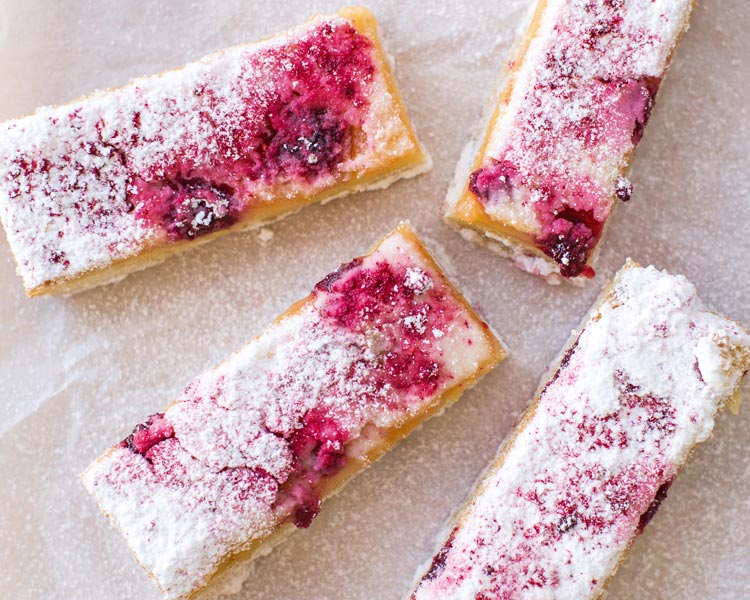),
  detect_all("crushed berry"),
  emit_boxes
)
[293,496,321,528]
[47,248,70,269]
[469,159,602,278]
[617,374,677,434]
[133,22,375,241]
[316,259,452,398]
[382,348,440,395]
[281,479,322,529]
[314,258,363,293]
[468,159,519,203]
[615,176,633,202]
[630,76,661,145]
[320,260,405,329]
[638,479,672,533]
[557,513,578,534]
[134,177,238,240]
[535,207,602,278]
[259,107,353,183]
[120,413,175,456]
[270,409,351,529]
[290,409,350,477]
[422,530,456,581]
